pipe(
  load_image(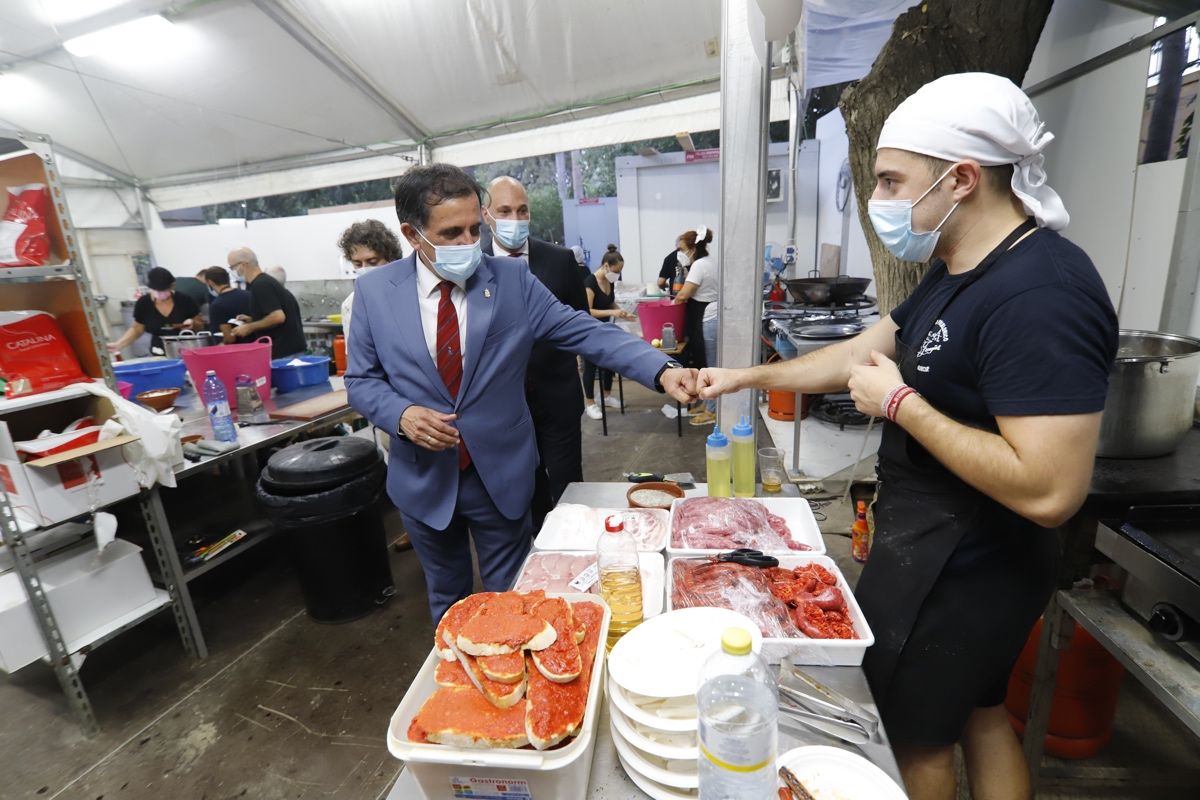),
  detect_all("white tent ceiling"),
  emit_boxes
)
[0,0,910,209]
[0,0,729,183]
